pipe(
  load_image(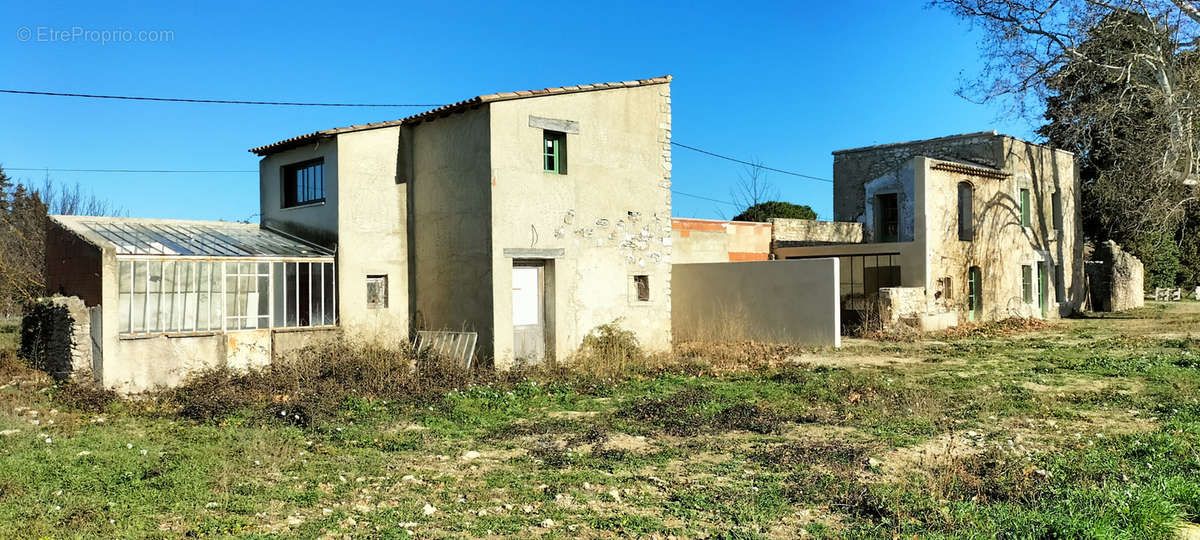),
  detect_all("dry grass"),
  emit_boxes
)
[933,317,1057,340]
